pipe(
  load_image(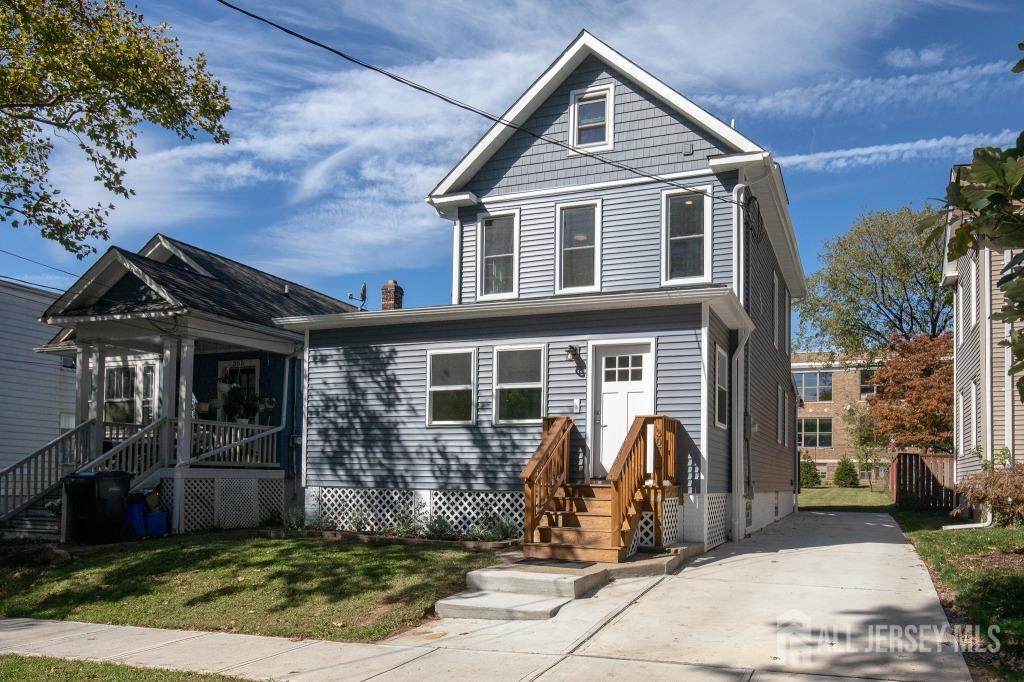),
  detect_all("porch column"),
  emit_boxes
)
[74,342,91,424]
[172,338,194,533]
[159,337,178,467]
[88,344,106,458]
